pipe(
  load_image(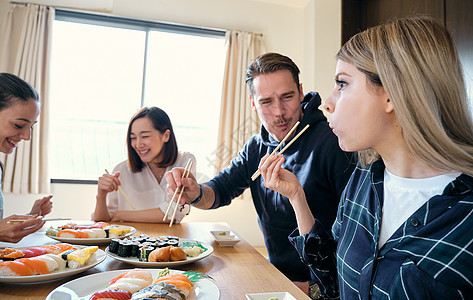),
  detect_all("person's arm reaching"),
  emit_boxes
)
[164,168,215,209]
